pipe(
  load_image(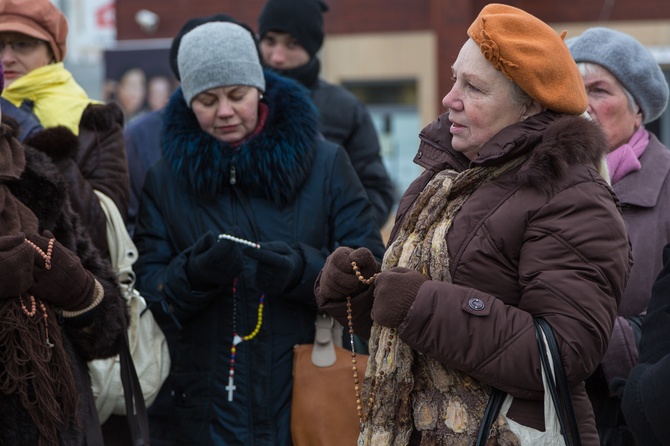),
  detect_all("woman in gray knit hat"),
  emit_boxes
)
[132,21,385,445]
[567,27,670,446]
